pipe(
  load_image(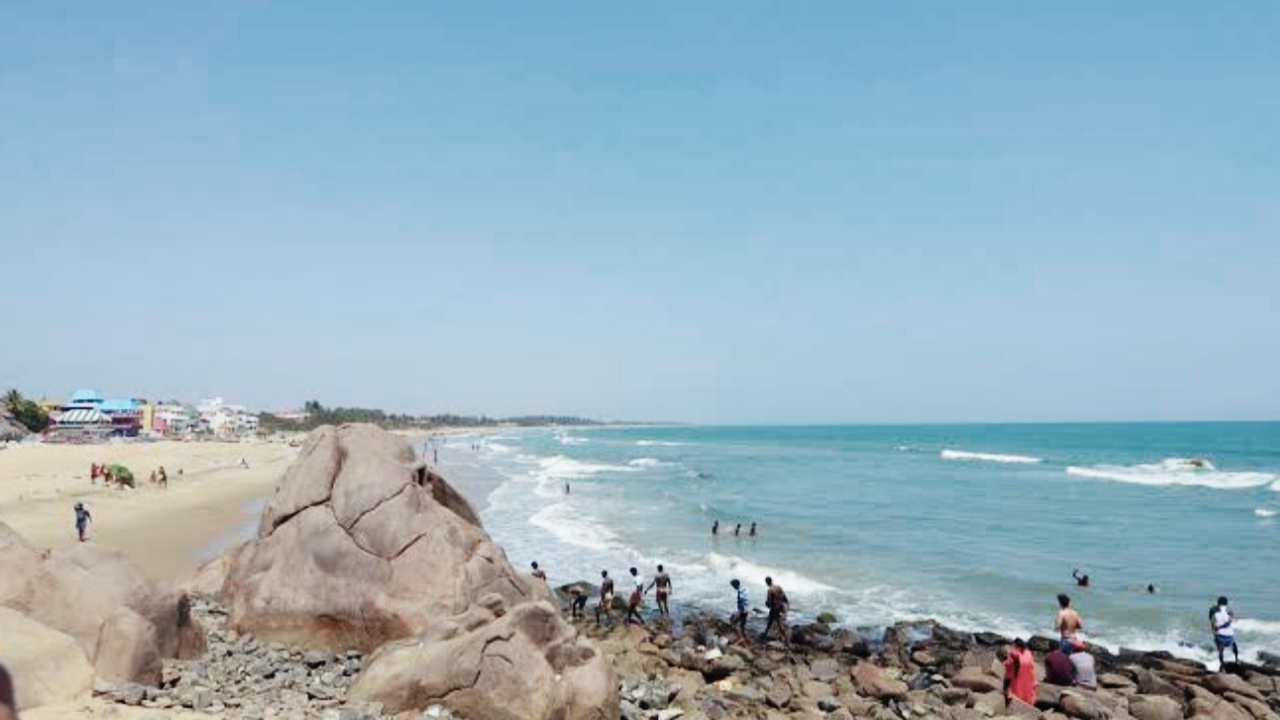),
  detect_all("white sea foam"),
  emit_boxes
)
[628,458,664,468]
[485,443,515,454]
[556,434,589,446]
[1257,508,1278,518]
[940,449,1042,464]
[1272,480,1280,492]
[528,503,620,551]
[705,552,836,594]
[527,455,636,496]
[1235,618,1280,636]
[1065,458,1275,490]
[636,440,688,447]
